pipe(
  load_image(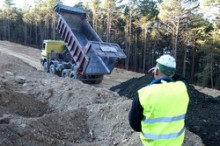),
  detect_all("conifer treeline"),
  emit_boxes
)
[0,0,219,88]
